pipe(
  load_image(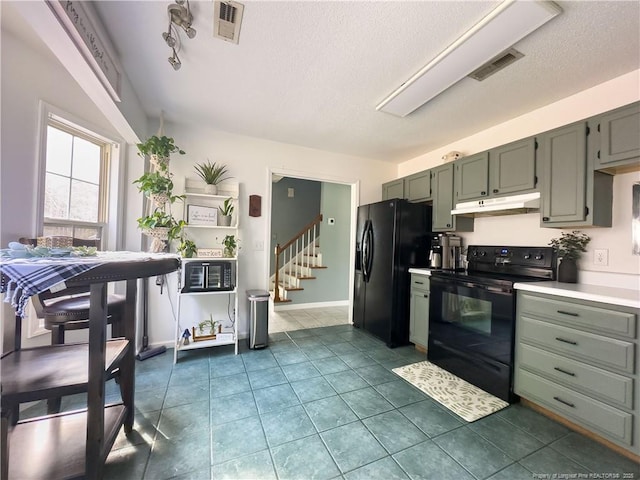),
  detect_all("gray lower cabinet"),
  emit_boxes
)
[405,170,432,202]
[594,102,640,173]
[539,121,613,227]
[382,179,404,200]
[409,274,429,348]
[432,163,473,232]
[514,291,639,454]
